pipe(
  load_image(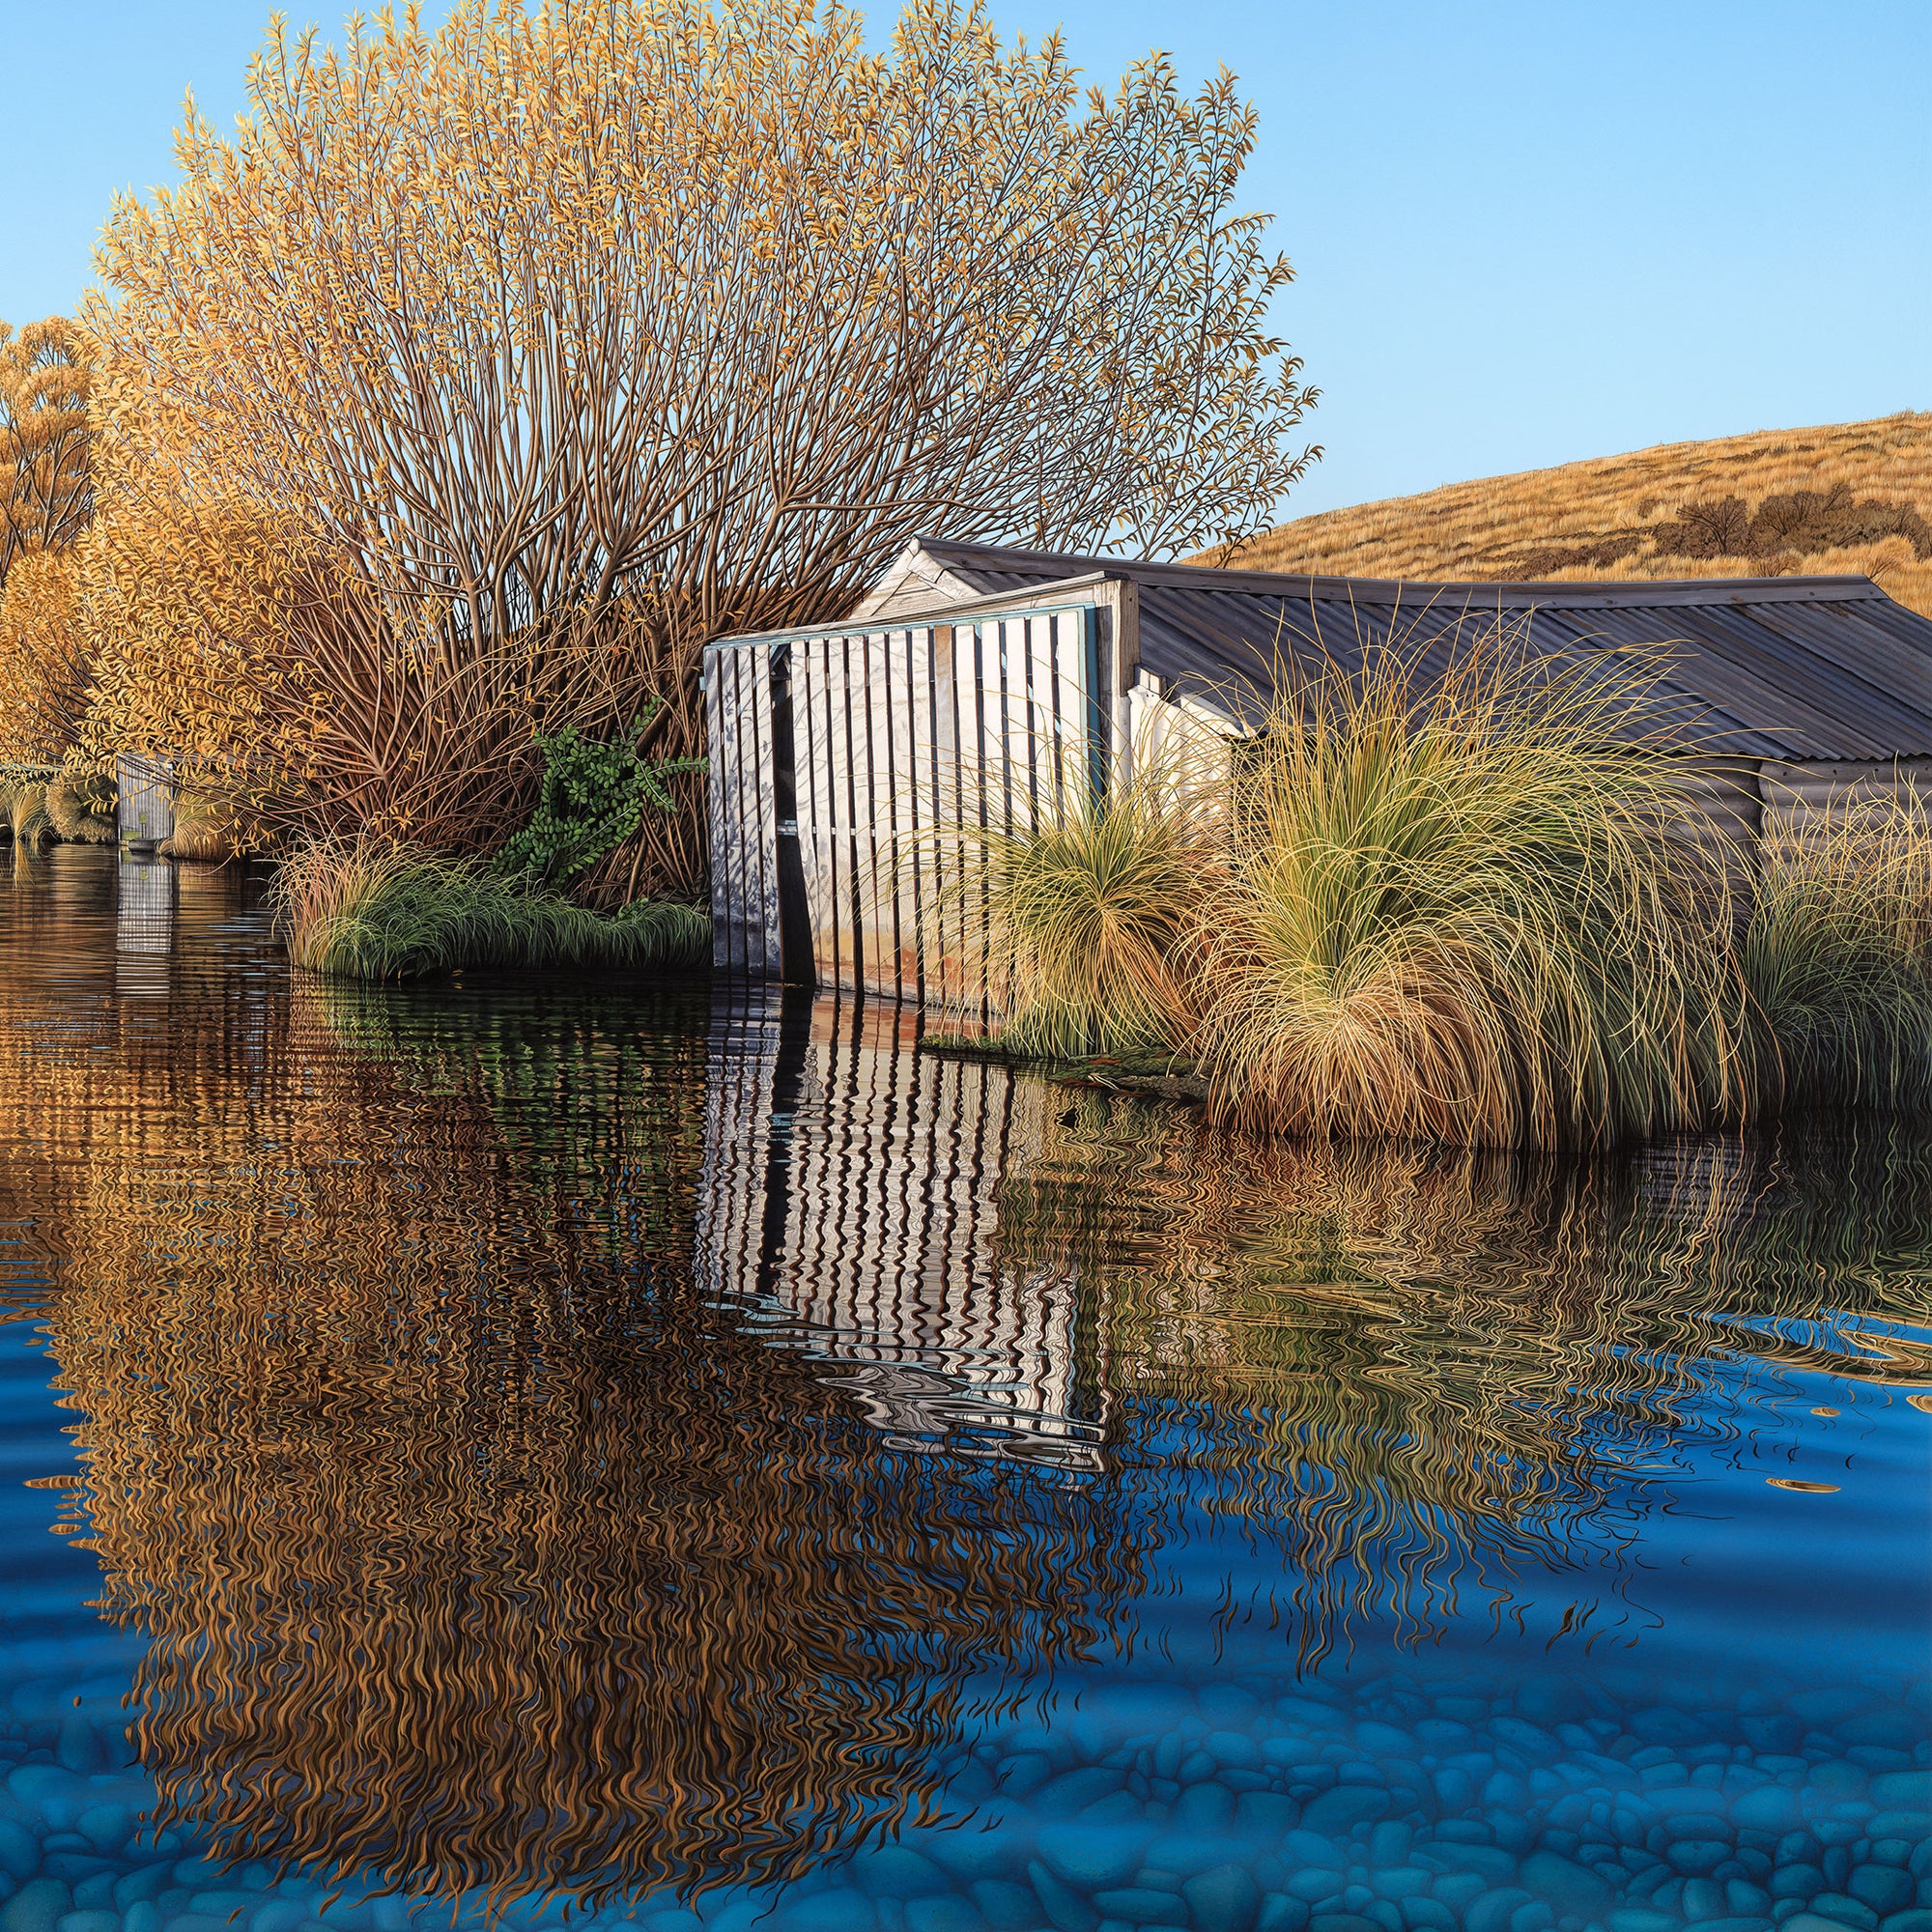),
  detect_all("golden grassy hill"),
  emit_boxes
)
[1207,412,1932,619]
